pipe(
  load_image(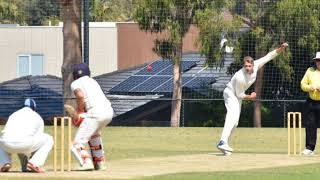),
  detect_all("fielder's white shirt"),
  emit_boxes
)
[71,76,111,113]
[0,107,44,141]
[226,50,279,99]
